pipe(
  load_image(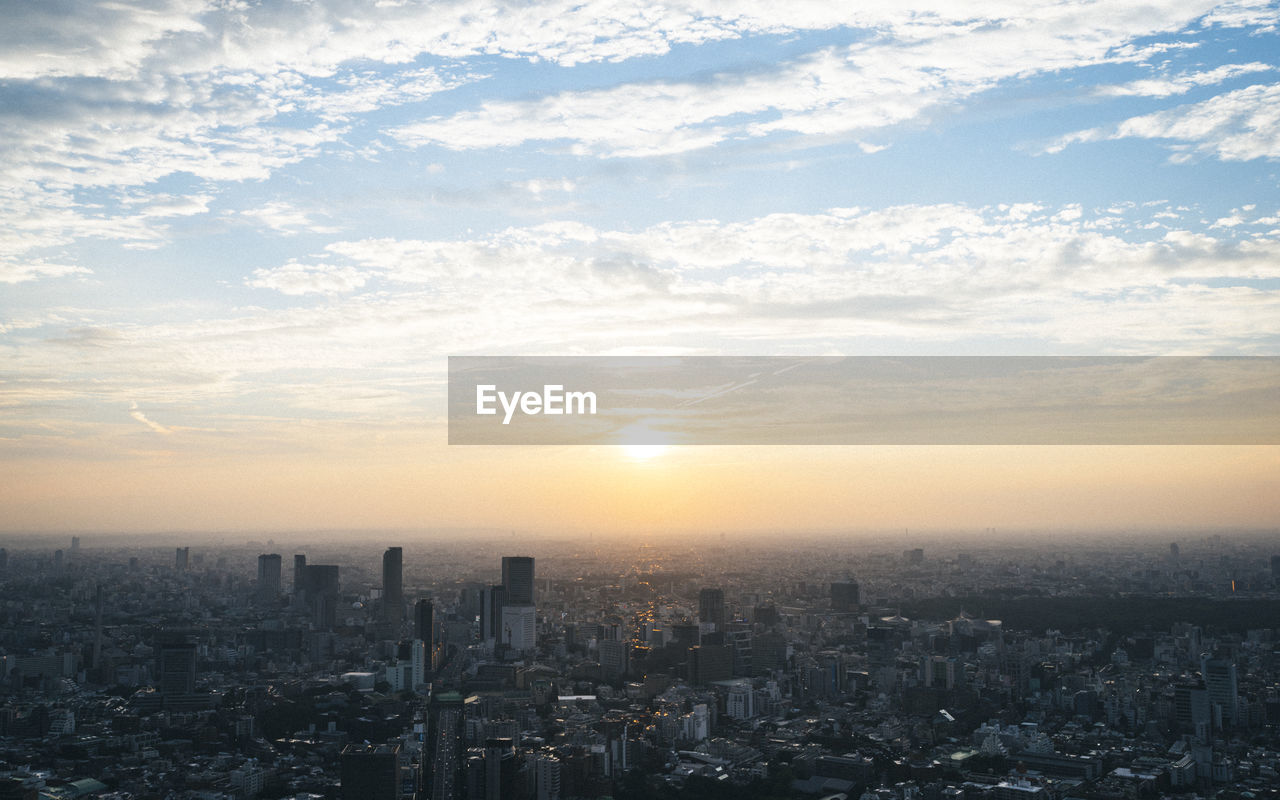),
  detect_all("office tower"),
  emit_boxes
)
[1201,656,1239,727]
[92,584,104,672]
[53,549,64,570]
[483,738,517,800]
[383,546,404,625]
[904,547,924,565]
[159,638,197,697]
[501,556,535,606]
[70,536,80,553]
[532,752,561,800]
[1272,554,1280,585]
[688,644,733,685]
[340,743,400,800]
[501,605,537,652]
[924,655,962,689]
[599,639,628,679]
[831,580,861,611]
[256,554,282,604]
[1174,682,1211,737]
[415,598,435,642]
[175,546,189,572]
[0,548,7,570]
[304,564,340,630]
[753,631,787,676]
[698,587,725,631]
[1169,542,1180,559]
[482,585,506,644]
[671,621,700,648]
[293,554,308,597]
